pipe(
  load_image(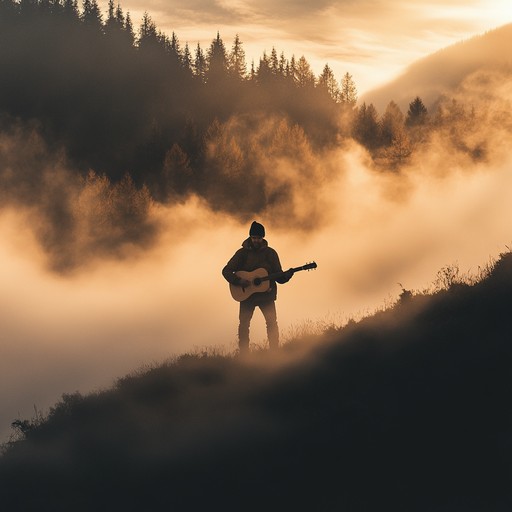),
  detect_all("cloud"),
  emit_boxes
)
[116,0,250,26]
[0,123,160,273]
